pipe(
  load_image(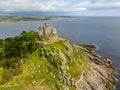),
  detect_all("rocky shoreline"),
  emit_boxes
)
[75,44,118,90]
